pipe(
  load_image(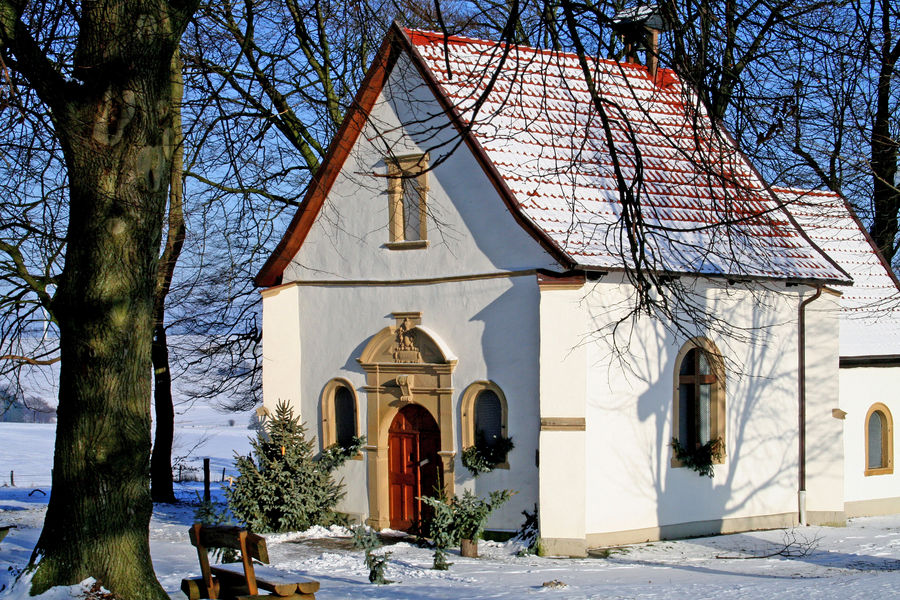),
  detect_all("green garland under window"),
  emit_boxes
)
[461,435,514,477]
[671,436,724,478]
